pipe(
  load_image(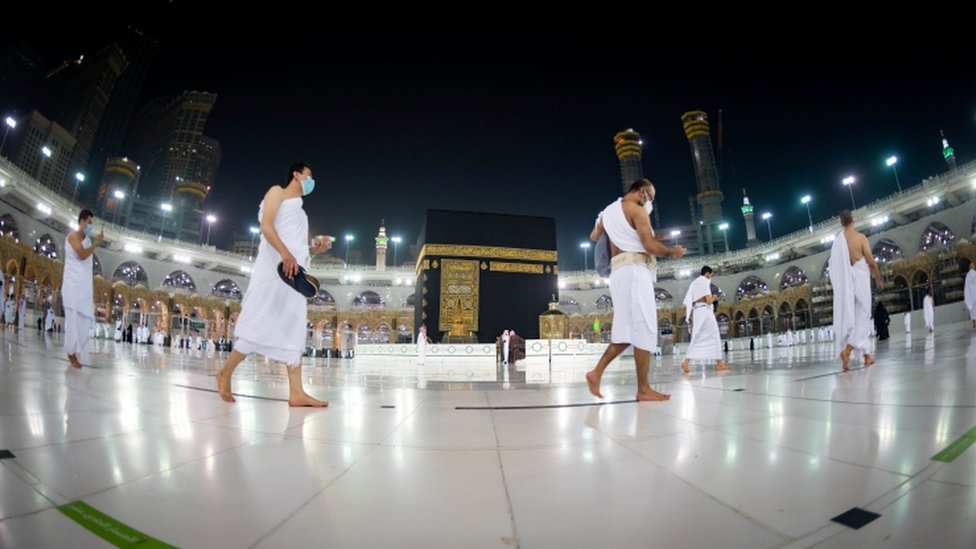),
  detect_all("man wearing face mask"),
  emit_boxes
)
[586,179,686,401]
[62,209,103,368]
[217,162,331,406]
